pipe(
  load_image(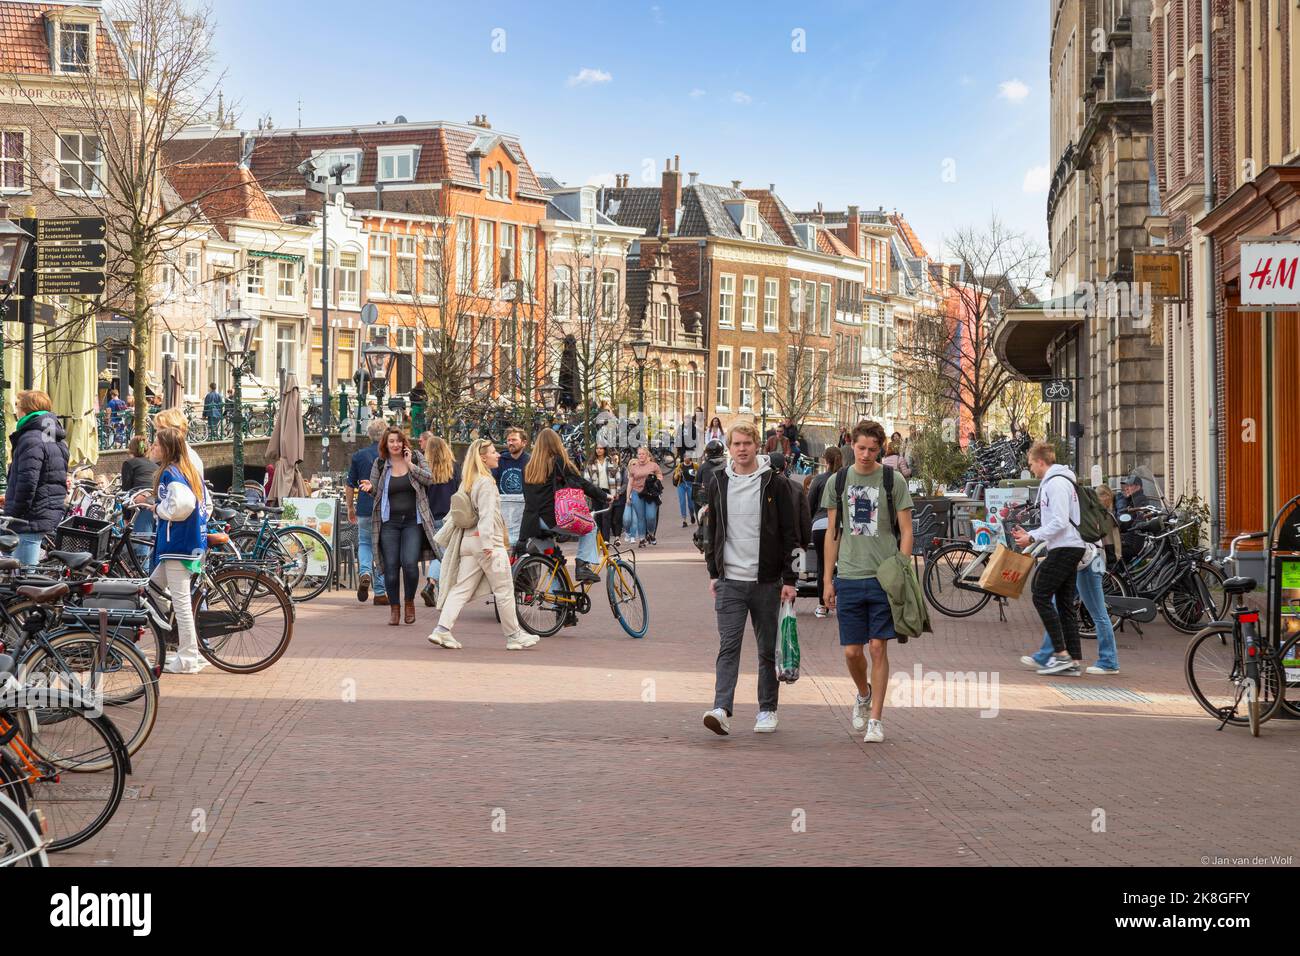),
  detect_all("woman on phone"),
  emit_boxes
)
[361,428,437,626]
